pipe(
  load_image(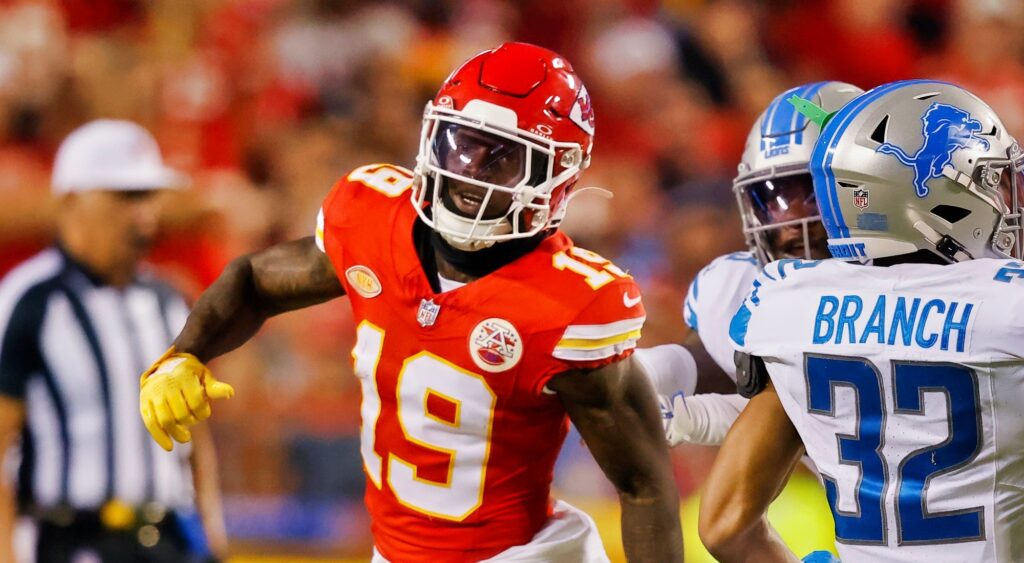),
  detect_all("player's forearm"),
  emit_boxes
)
[173,256,272,362]
[633,344,698,400]
[551,359,684,559]
[606,431,683,560]
[174,238,344,362]
[612,390,683,559]
[699,382,803,563]
[618,476,684,561]
[613,369,684,561]
[703,517,799,563]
